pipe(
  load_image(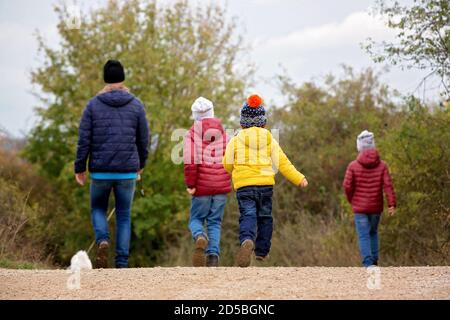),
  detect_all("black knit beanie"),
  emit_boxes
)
[103,60,125,84]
